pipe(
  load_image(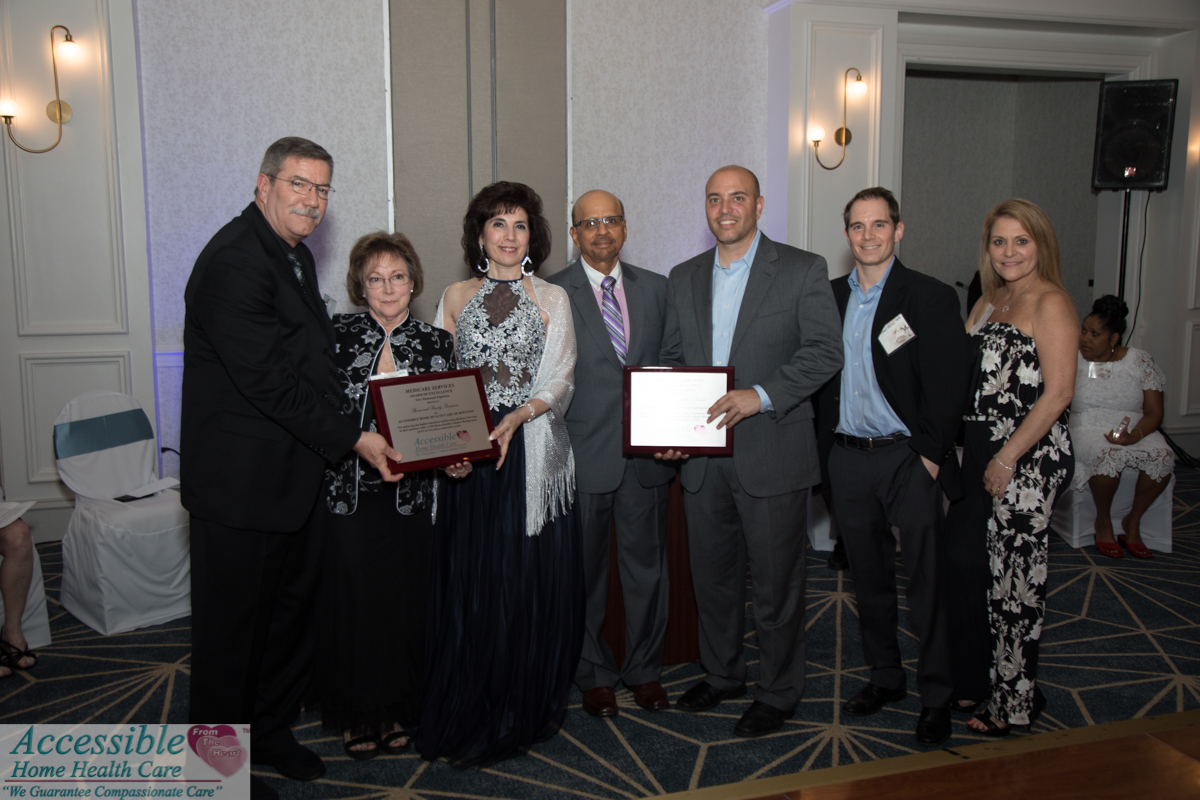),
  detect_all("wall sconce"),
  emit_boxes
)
[0,25,76,154]
[811,67,866,171]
